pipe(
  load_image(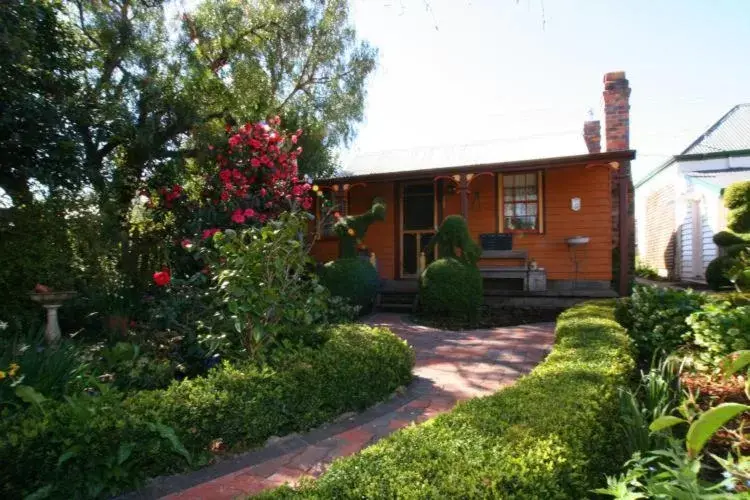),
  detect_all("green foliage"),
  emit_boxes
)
[686,301,750,367]
[614,285,705,362]
[207,212,328,358]
[705,255,735,290]
[319,258,379,312]
[334,197,387,258]
[425,215,481,265]
[0,389,193,499]
[0,327,86,407]
[419,257,483,321]
[259,301,636,499]
[0,324,414,498]
[0,0,84,206]
[595,445,736,499]
[634,259,660,280]
[617,357,683,458]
